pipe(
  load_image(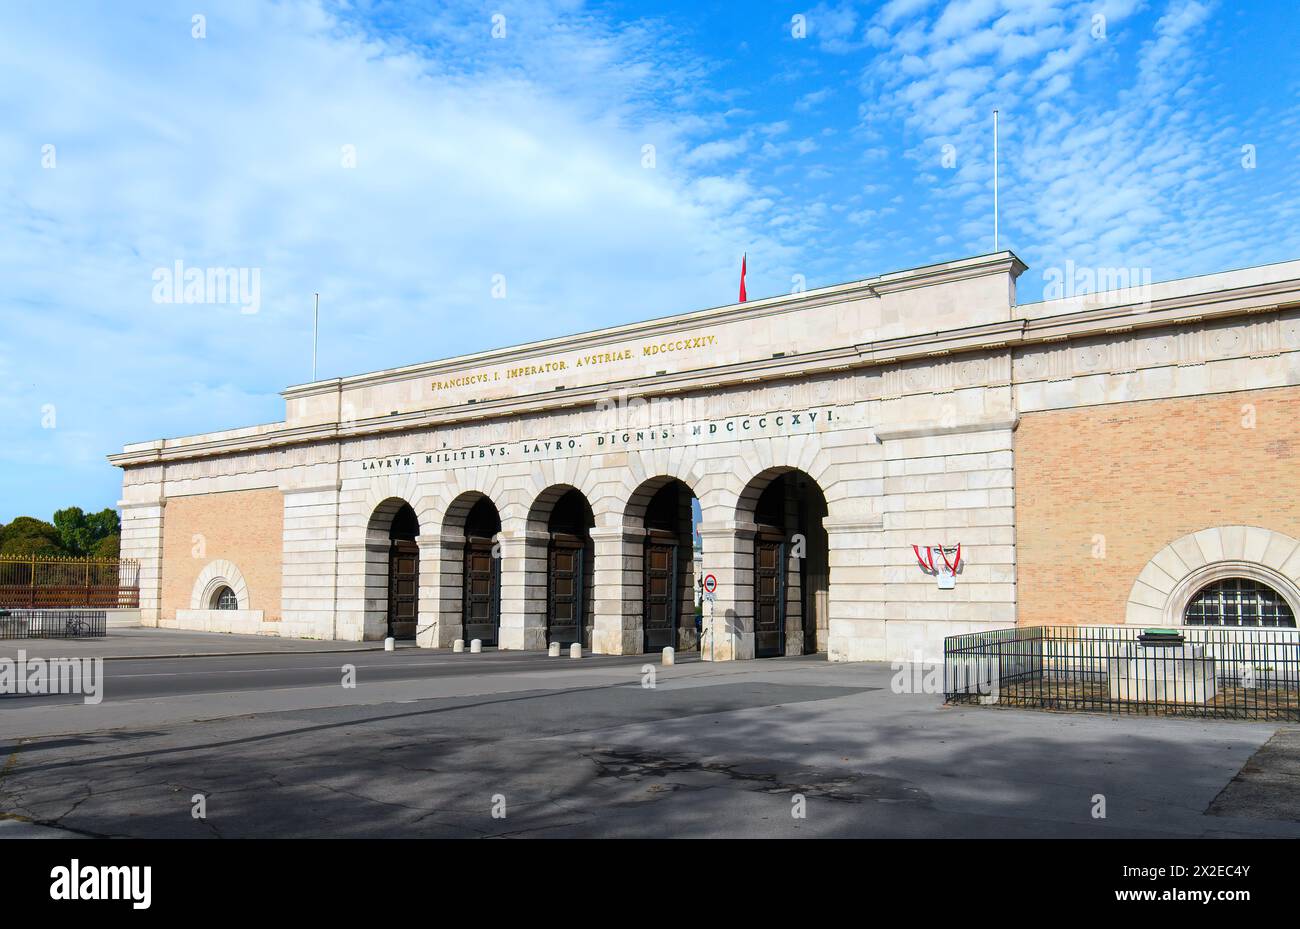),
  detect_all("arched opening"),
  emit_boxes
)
[1184,577,1297,628]
[741,469,829,658]
[366,498,421,644]
[534,487,595,649]
[628,478,700,653]
[462,496,502,646]
[209,585,238,610]
[191,560,250,612]
[1126,527,1300,629]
